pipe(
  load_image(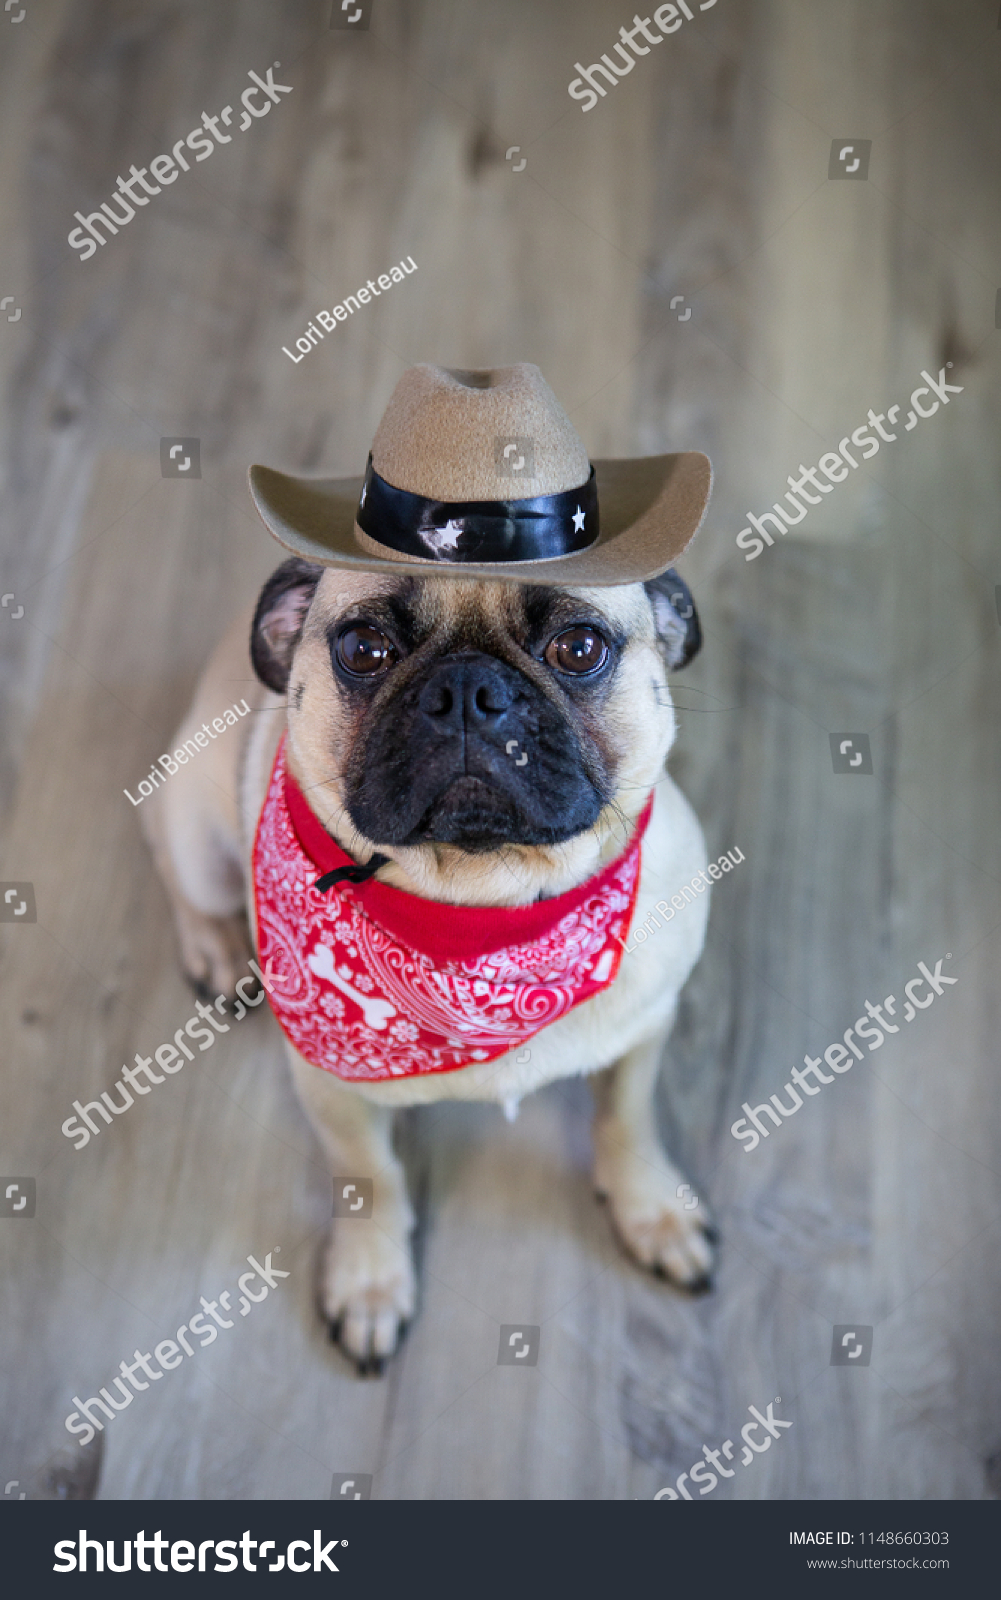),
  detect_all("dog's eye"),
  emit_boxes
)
[544,626,608,677]
[335,624,398,676]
